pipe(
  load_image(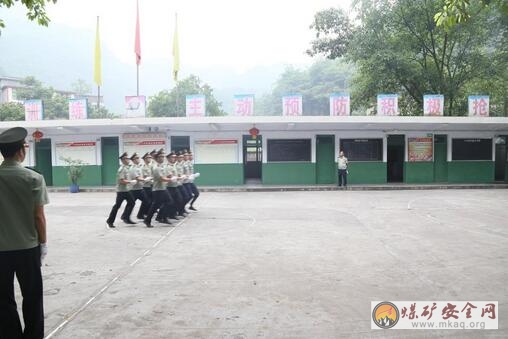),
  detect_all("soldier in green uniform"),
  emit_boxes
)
[176,152,191,214]
[106,152,136,228]
[185,150,200,211]
[144,150,174,227]
[164,152,184,220]
[140,152,154,218]
[123,152,149,220]
[0,127,49,339]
